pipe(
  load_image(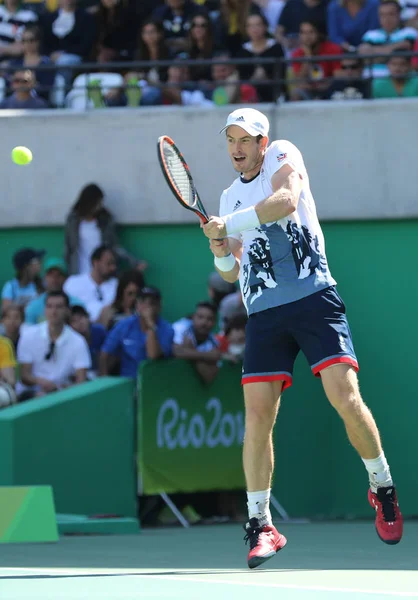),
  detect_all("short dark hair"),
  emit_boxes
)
[46,290,70,306]
[195,301,217,316]
[91,244,114,263]
[380,0,401,12]
[225,314,248,336]
[70,305,89,318]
